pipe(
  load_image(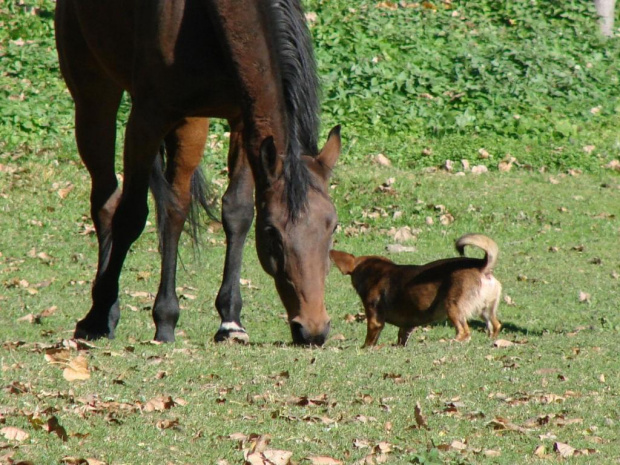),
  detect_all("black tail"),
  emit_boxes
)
[150,145,219,251]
